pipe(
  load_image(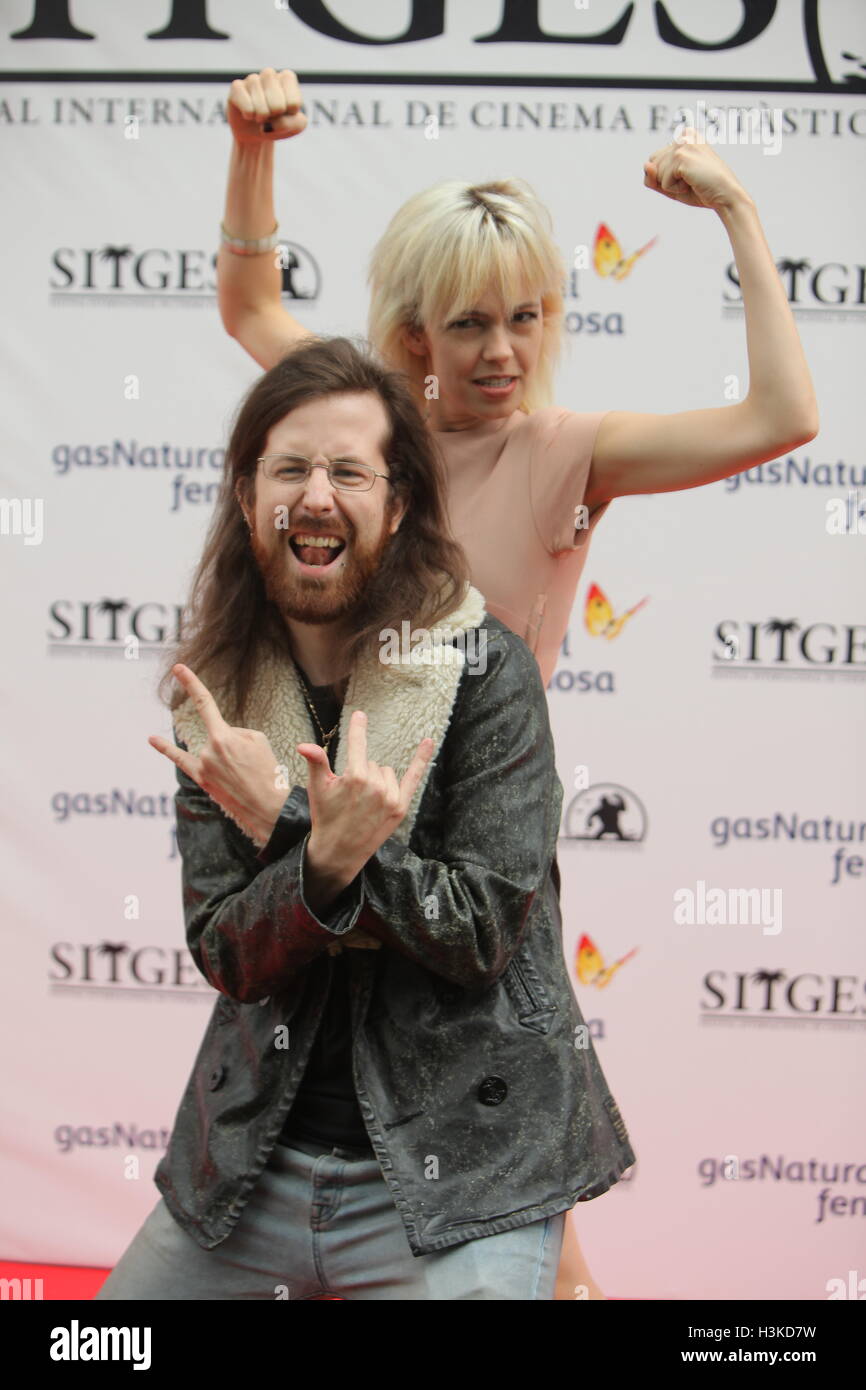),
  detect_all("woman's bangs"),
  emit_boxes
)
[425,236,550,329]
